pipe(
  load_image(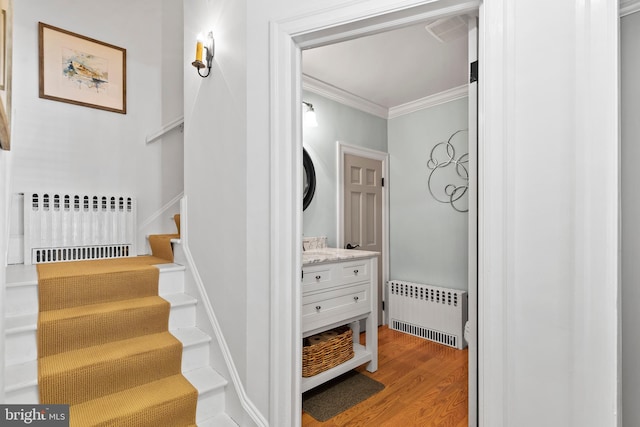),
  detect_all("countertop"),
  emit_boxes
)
[302,247,379,266]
